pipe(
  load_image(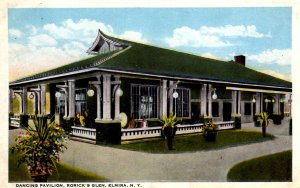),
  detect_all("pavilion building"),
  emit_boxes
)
[9,29,292,142]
